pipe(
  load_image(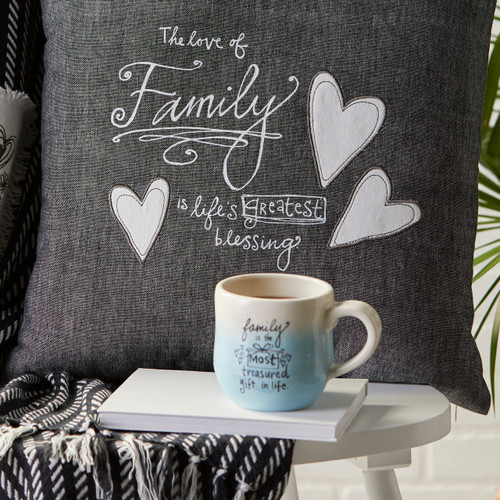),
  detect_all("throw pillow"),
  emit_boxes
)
[3,0,494,413]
